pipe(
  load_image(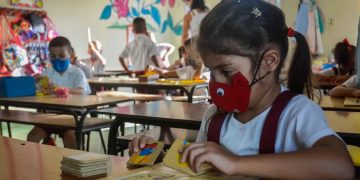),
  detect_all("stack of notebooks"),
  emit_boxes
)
[61,152,111,178]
